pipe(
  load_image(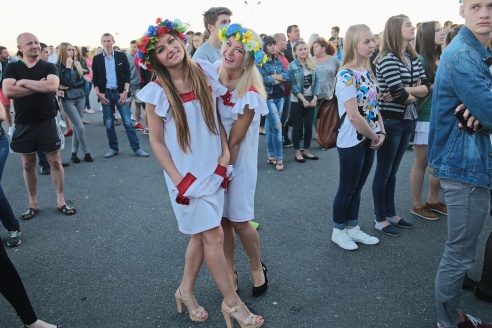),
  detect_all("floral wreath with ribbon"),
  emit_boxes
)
[136,18,189,71]
[218,23,268,67]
